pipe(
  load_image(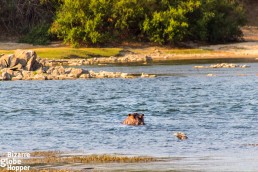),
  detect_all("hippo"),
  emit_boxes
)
[122,113,145,125]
